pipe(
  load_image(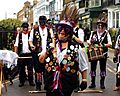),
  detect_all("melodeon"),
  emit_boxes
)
[87,45,104,61]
